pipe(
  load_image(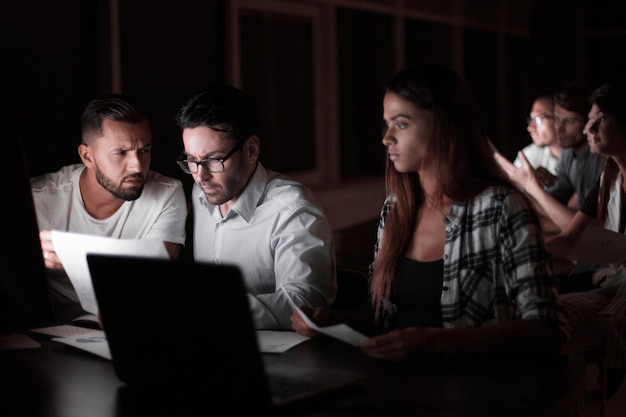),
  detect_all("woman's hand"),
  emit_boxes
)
[494,151,541,194]
[358,327,436,362]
